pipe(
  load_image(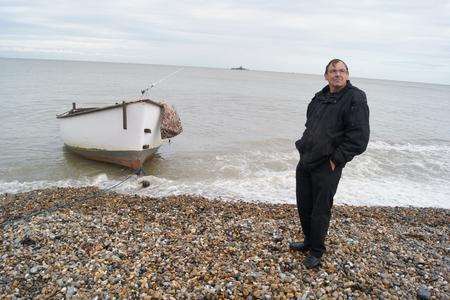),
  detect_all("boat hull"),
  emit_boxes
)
[57,100,165,169]
[65,144,158,169]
